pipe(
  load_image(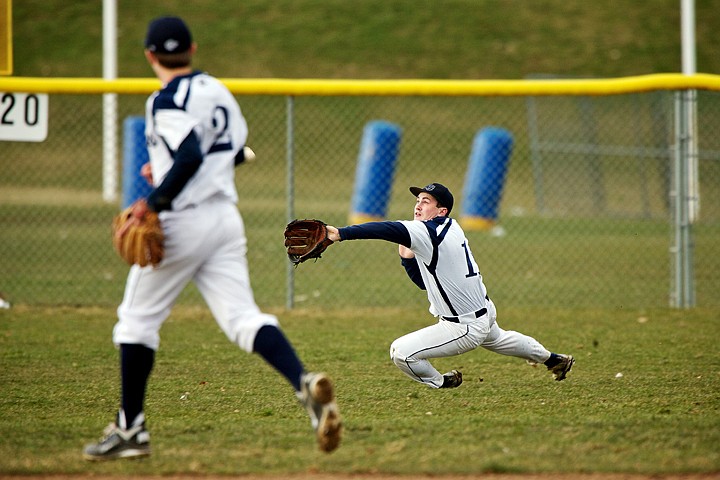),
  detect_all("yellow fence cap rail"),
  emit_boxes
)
[1,73,719,96]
